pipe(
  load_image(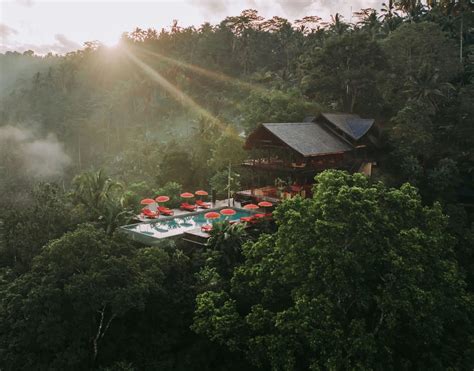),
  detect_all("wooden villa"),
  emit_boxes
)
[236,112,378,203]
